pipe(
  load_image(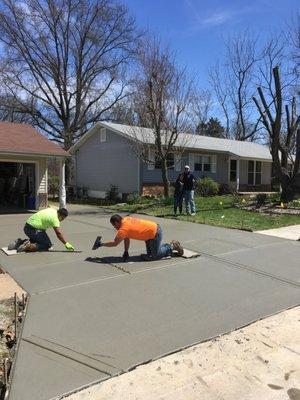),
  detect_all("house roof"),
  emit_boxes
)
[0,122,69,157]
[71,121,272,161]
